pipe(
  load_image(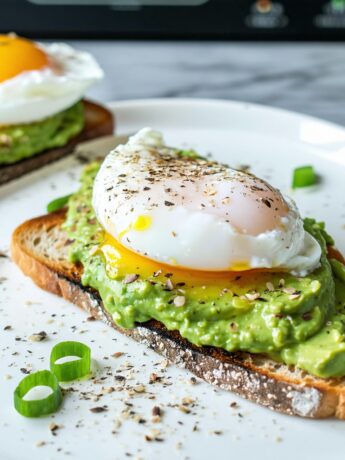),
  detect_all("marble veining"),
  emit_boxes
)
[62,40,345,125]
